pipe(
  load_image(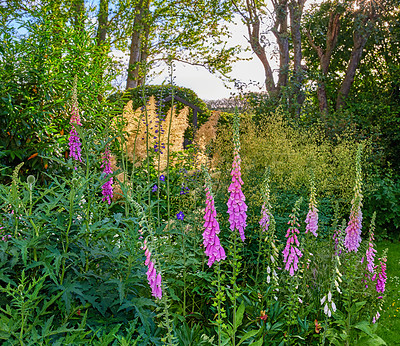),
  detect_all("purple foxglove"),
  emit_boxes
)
[376,257,387,293]
[227,154,247,242]
[203,187,226,267]
[282,199,303,276]
[101,147,113,204]
[259,202,270,232]
[142,240,162,299]
[345,146,363,252]
[305,180,318,237]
